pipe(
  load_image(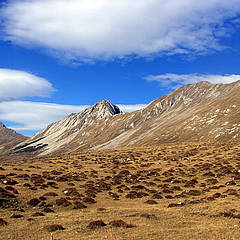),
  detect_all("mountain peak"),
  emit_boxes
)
[14,99,123,155]
[98,99,110,104]
[0,122,6,128]
[83,99,122,118]
[0,122,28,154]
